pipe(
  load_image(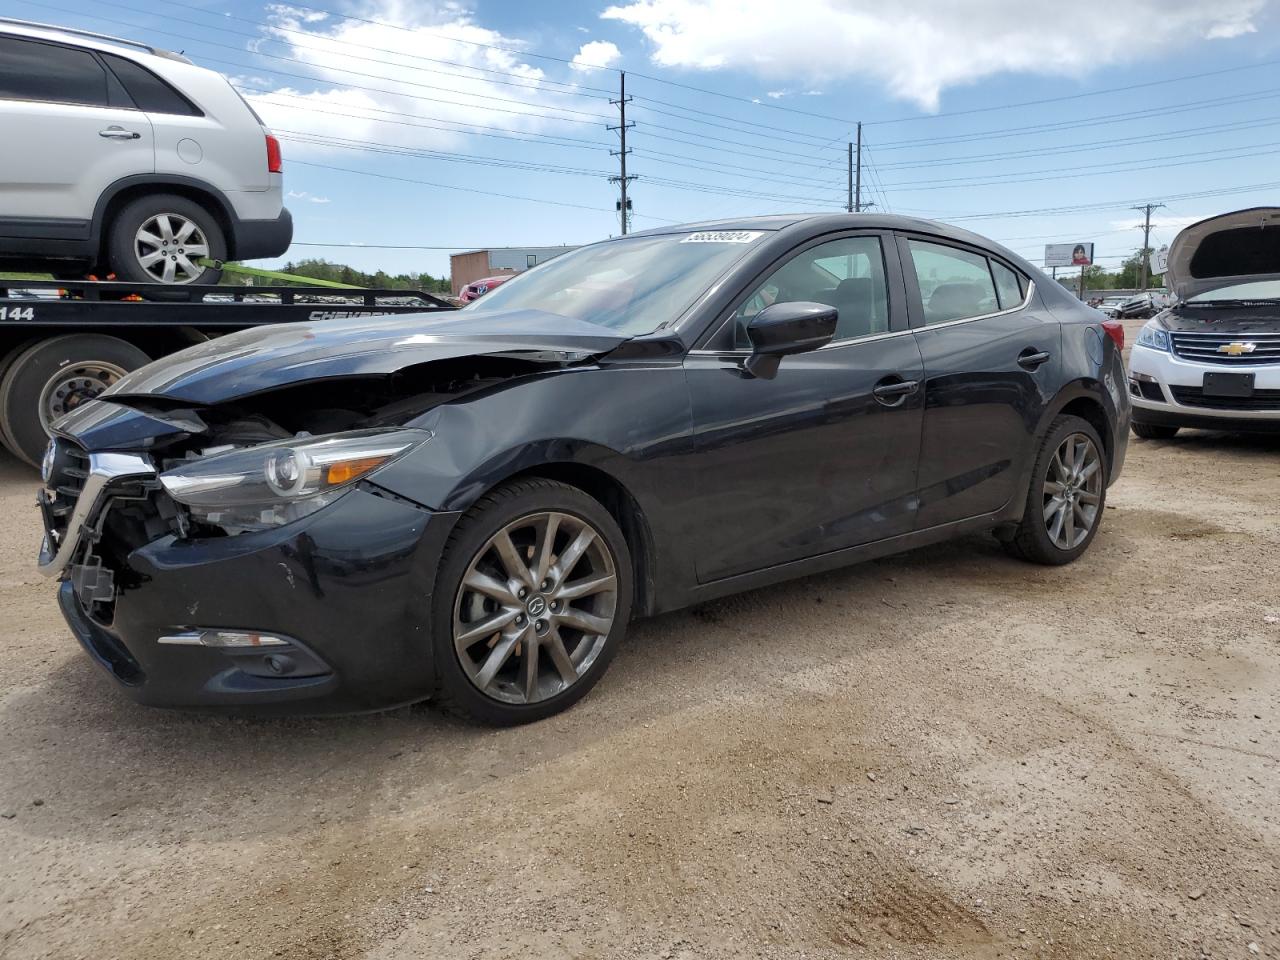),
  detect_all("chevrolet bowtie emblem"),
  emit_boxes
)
[1217,341,1257,356]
